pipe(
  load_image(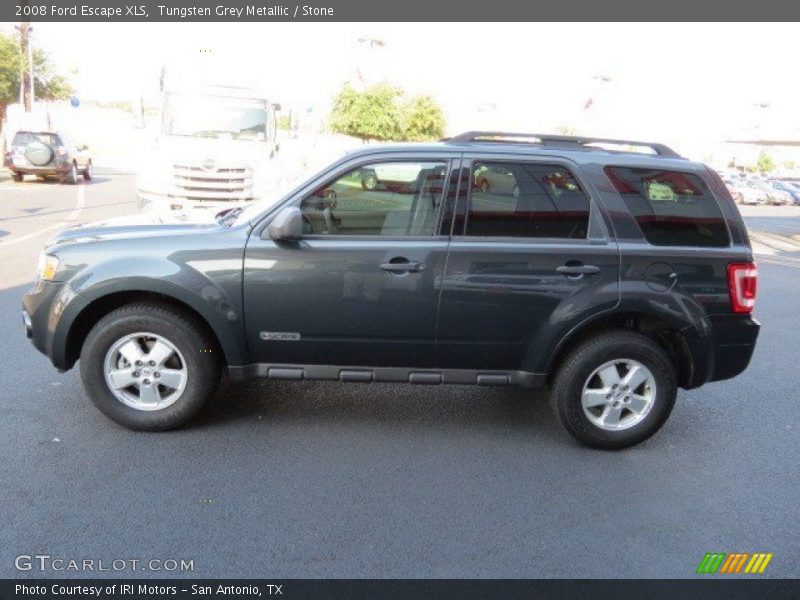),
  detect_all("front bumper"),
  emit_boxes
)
[137,191,248,221]
[22,279,87,371]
